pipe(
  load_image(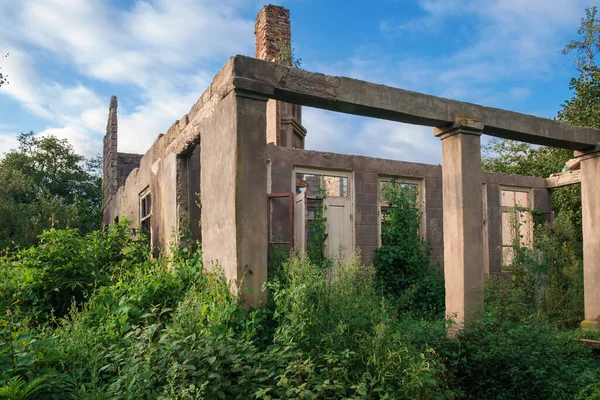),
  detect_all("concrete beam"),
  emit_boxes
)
[546,170,582,188]
[229,55,600,150]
